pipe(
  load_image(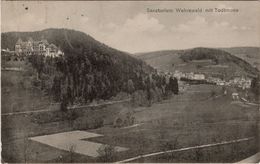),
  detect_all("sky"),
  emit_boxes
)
[1,1,259,53]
